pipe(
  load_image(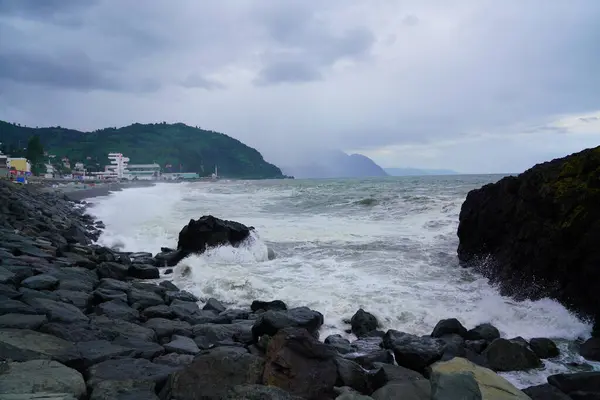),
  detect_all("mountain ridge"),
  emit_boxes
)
[281,149,388,179]
[0,120,285,179]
